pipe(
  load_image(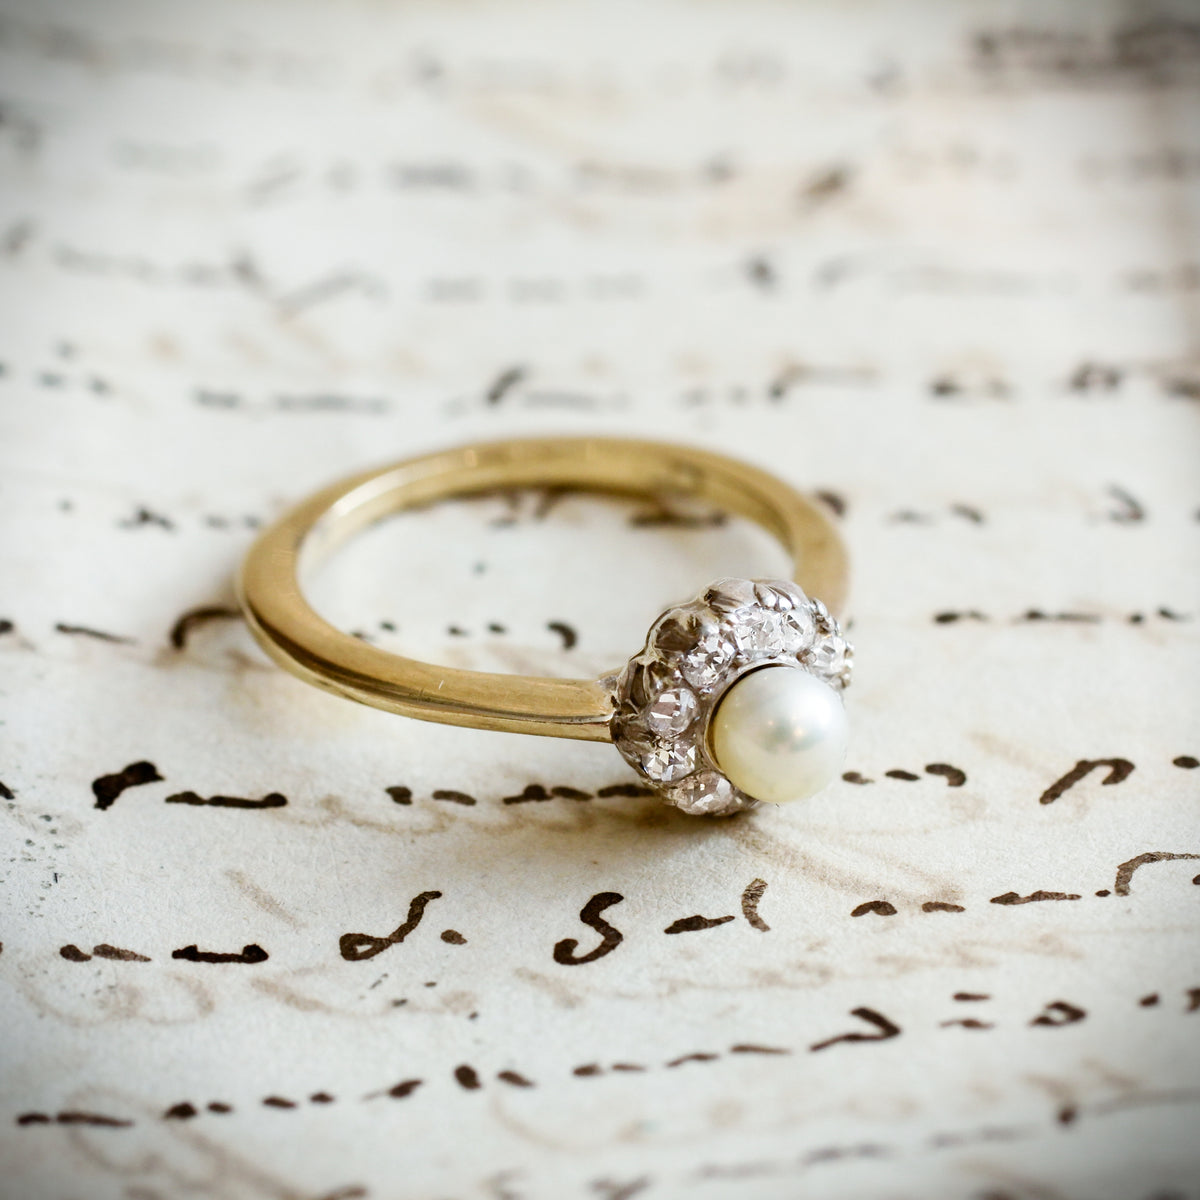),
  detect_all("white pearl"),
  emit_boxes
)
[710,666,847,804]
